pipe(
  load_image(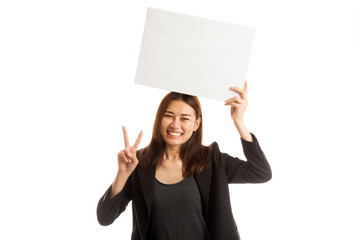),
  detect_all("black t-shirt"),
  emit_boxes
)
[148,176,210,240]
